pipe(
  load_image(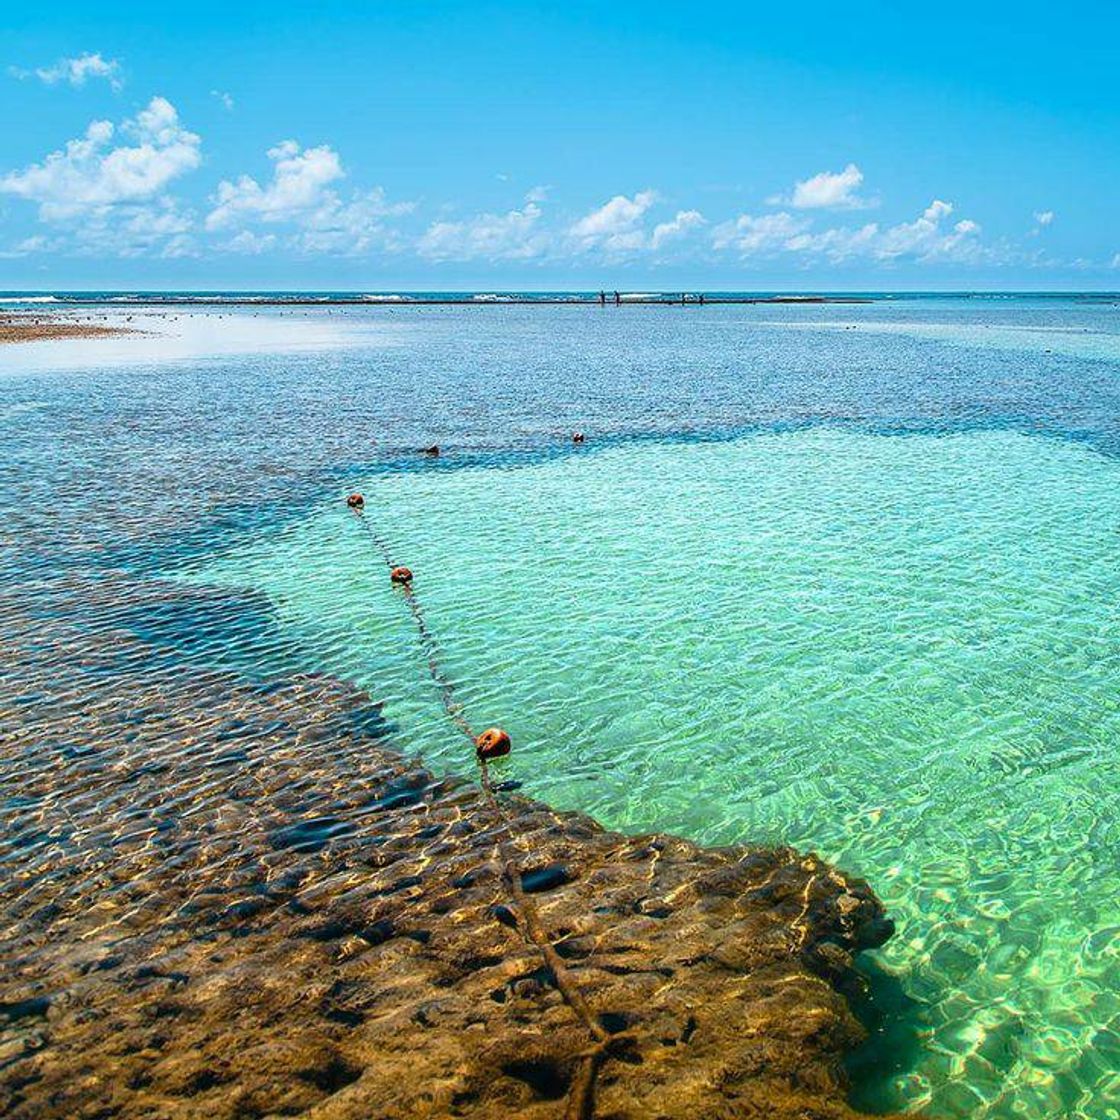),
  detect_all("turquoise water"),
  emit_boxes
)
[6,294,1120,1117]
[184,426,1120,1118]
